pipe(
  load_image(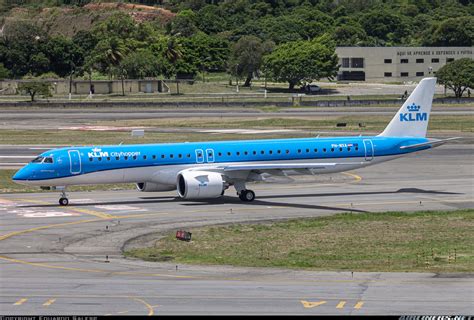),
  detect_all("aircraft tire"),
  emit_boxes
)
[239,190,255,202]
[59,197,69,206]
